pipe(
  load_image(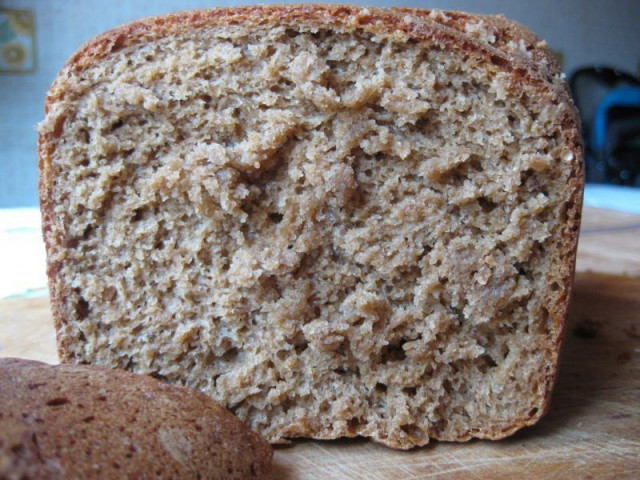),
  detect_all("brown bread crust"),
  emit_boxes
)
[0,358,272,479]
